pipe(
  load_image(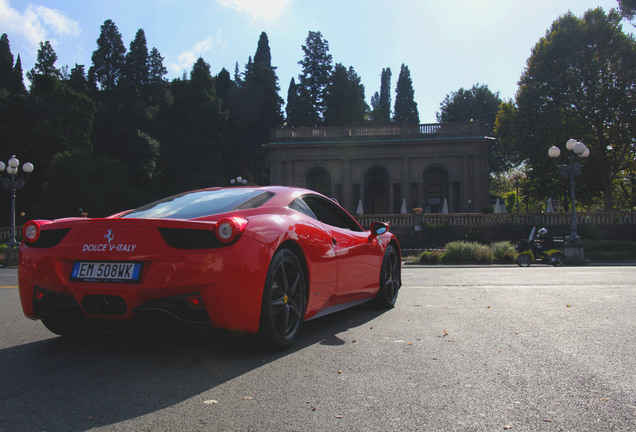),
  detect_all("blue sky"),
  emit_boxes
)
[1,0,631,122]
